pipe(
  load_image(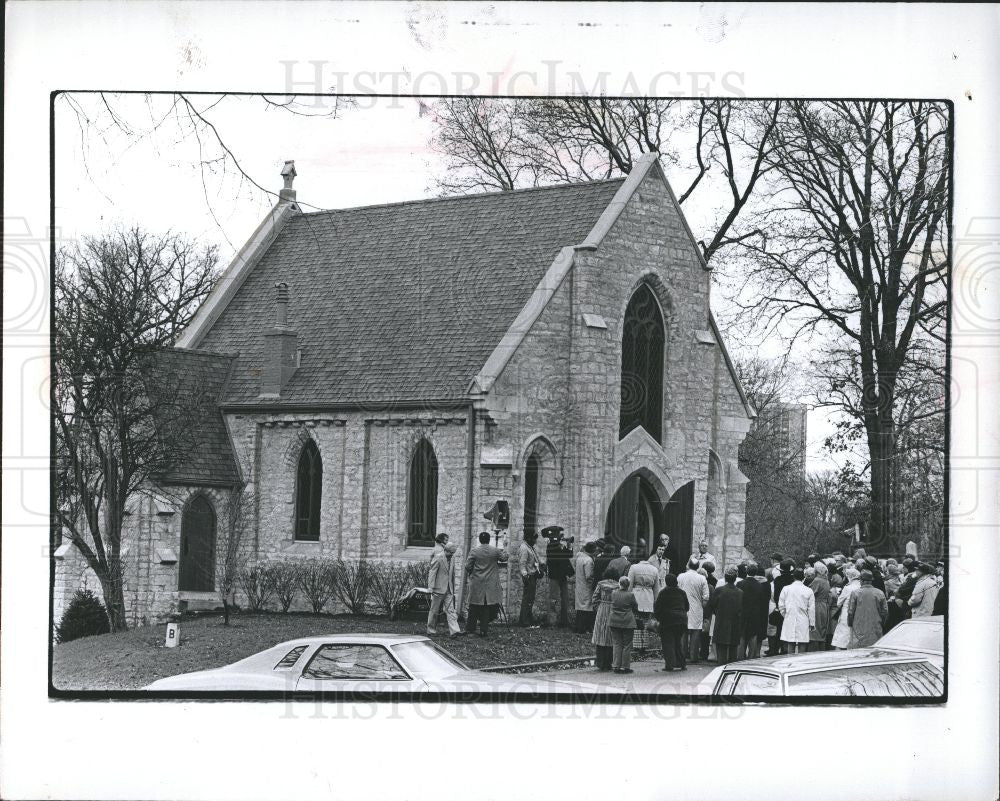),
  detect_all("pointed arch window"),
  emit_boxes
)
[407,439,438,547]
[294,440,322,541]
[523,453,541,539]
[619,284,665,443]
